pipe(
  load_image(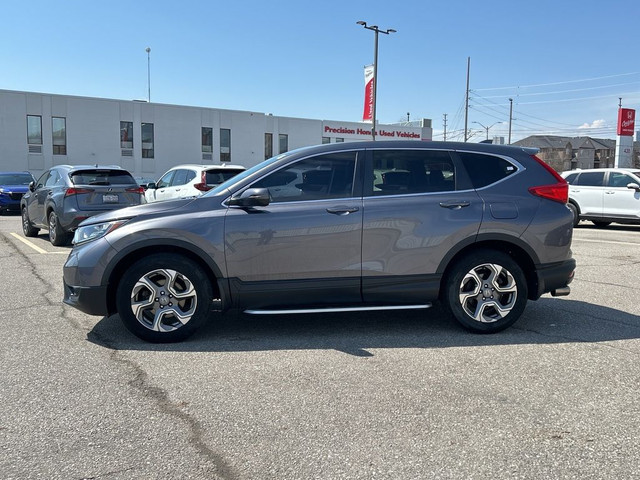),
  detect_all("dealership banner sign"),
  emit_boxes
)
[362,64,374,123]
[617,108,636,136]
